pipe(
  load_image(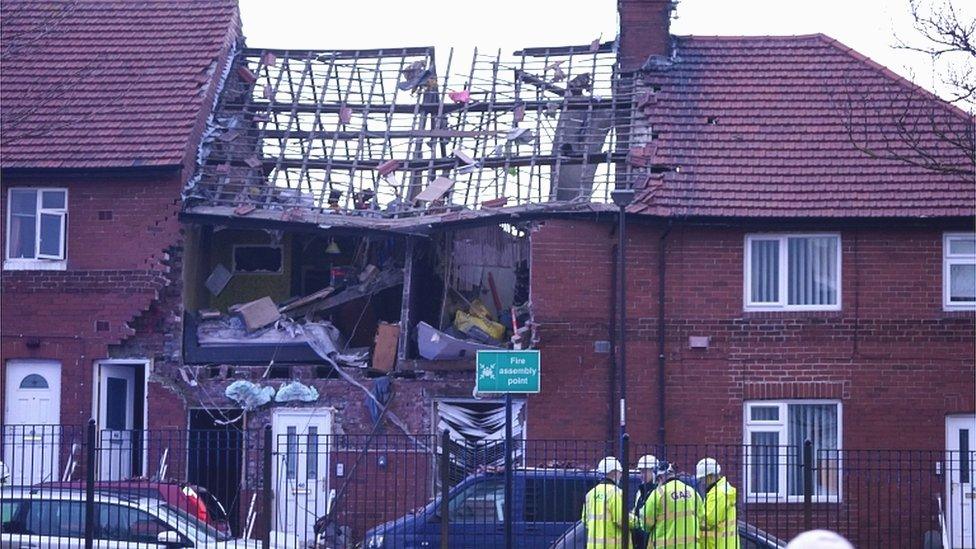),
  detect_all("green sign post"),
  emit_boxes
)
[475,349,540,549]
[475,350,541,393]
